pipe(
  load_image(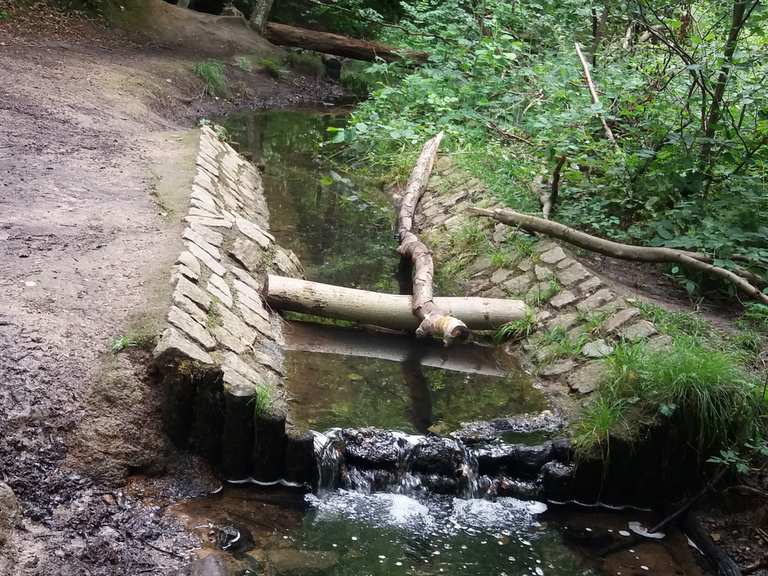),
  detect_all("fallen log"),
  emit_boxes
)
[265,275,527,333]
[396,133,470,345]
[471,207,768,305]
[283,320,513,377]
[264,22,428,63]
